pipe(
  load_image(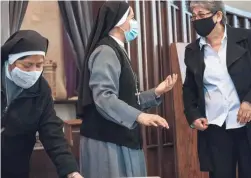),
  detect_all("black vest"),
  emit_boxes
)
[80,37,142,149]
